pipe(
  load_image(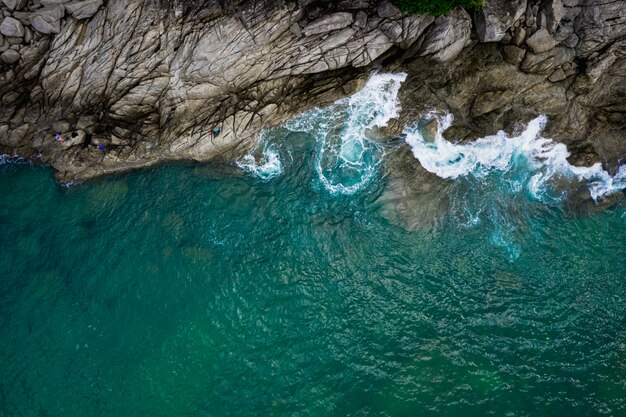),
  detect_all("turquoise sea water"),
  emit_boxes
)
[1,75,626,416]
